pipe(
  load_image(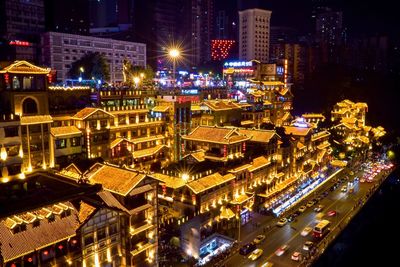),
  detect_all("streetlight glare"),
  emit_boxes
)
[169,49,180,58]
